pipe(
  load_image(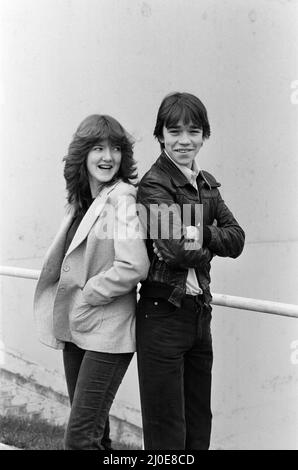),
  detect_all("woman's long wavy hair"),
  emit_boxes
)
[63,114,137,215]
